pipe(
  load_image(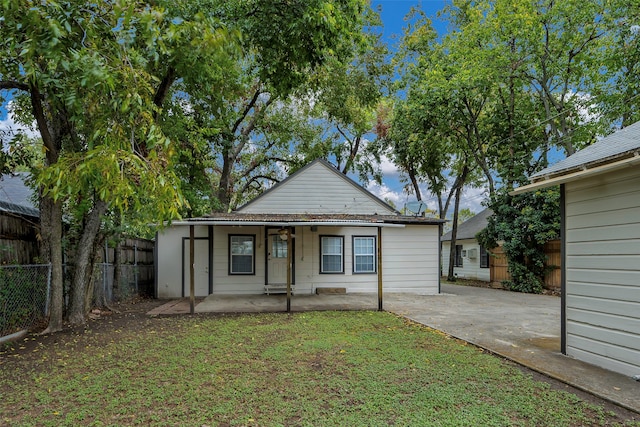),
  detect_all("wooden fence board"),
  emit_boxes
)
[490,240,561,291]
